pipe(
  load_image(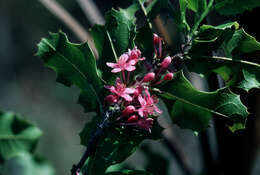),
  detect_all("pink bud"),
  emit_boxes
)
[122,105,136,116]
[143,72,155,82]
[105,95,118,104]
[163,73,173,81]
[161,56,172,68]
[153,34,161,45]
[127,115,139,123]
